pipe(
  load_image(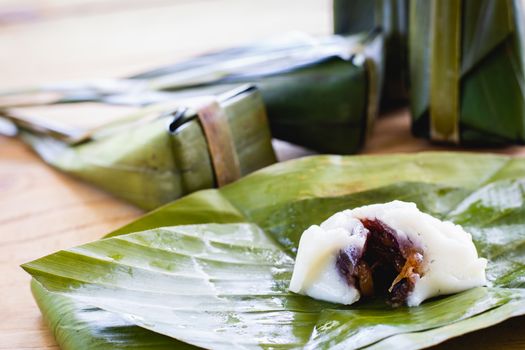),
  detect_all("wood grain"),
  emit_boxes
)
[0,1,524,349]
